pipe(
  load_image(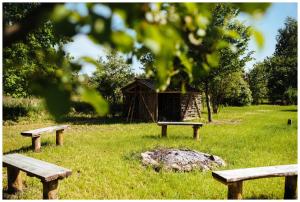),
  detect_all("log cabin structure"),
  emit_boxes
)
[121,78,202,122]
